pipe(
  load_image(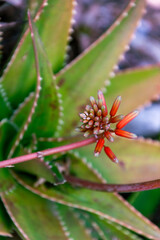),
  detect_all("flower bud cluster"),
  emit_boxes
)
[77,90,139,163]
